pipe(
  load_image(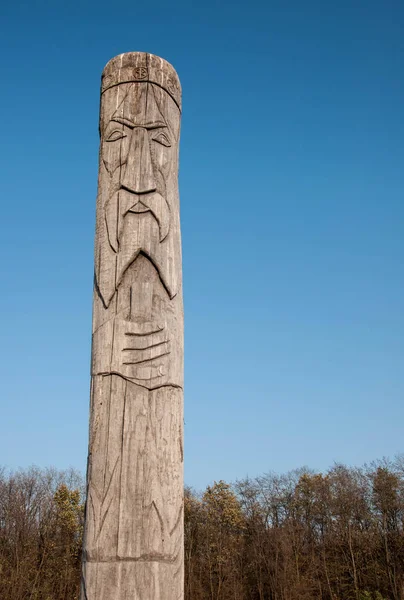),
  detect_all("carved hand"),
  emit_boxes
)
[92,318,170,382]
